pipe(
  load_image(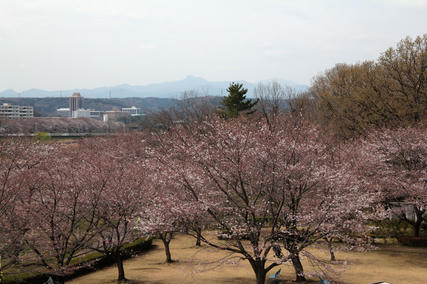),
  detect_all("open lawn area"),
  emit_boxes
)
[68,233,427,284]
